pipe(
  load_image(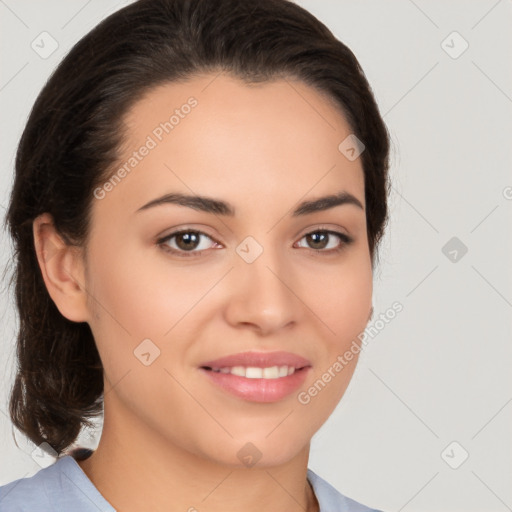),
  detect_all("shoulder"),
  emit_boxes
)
[0,455,114,512]
[307,468,383,512]
[0,458,63,511]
